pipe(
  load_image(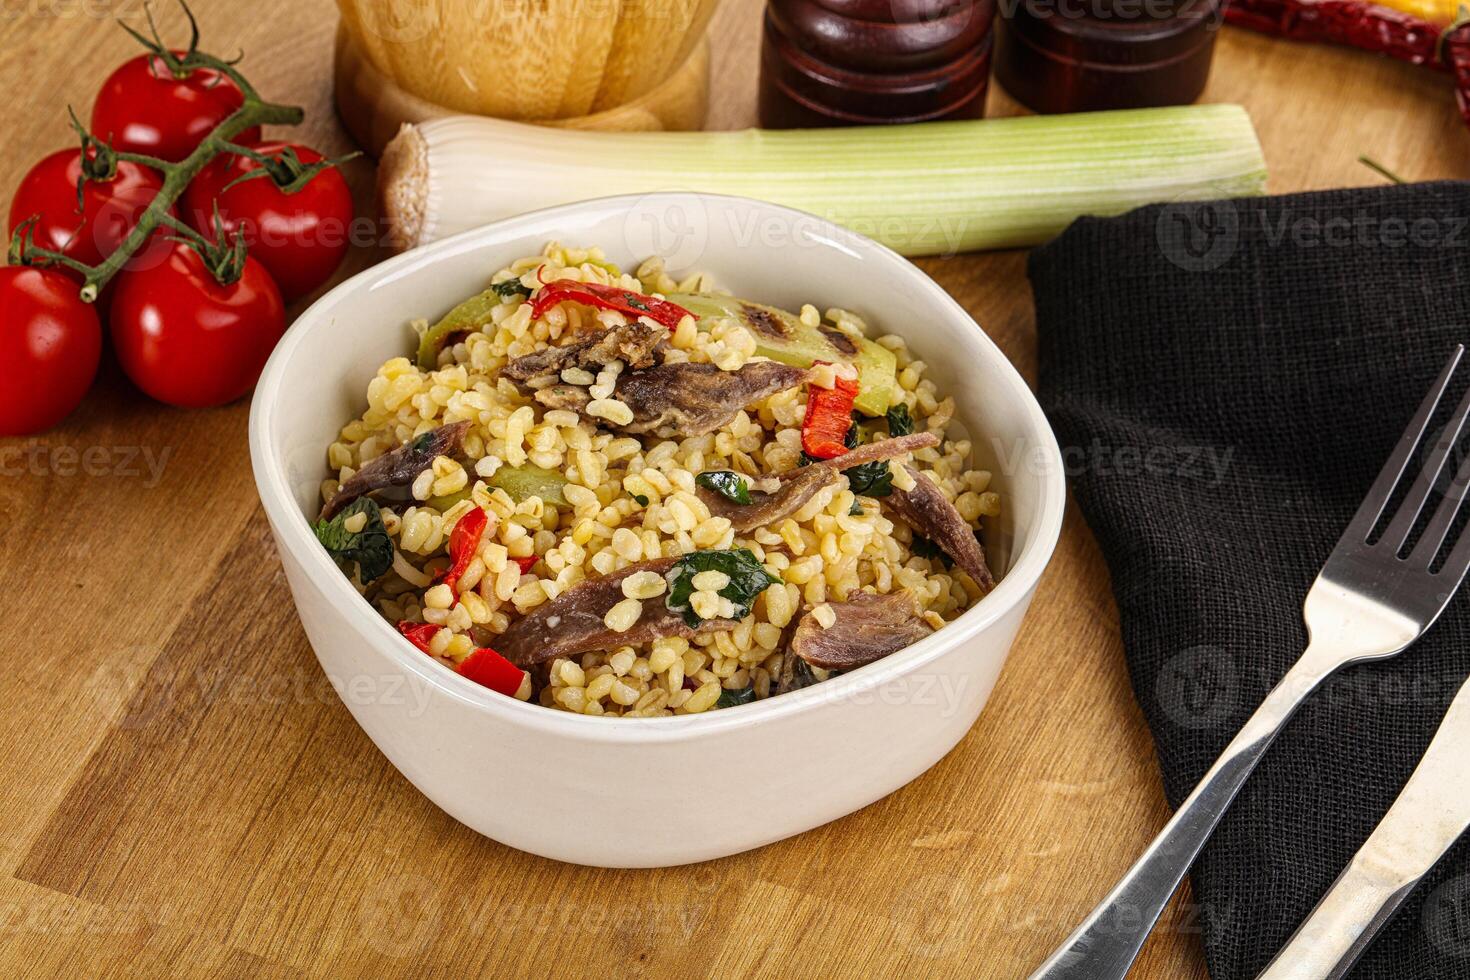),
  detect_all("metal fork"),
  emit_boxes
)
[1032,345,1470,980]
